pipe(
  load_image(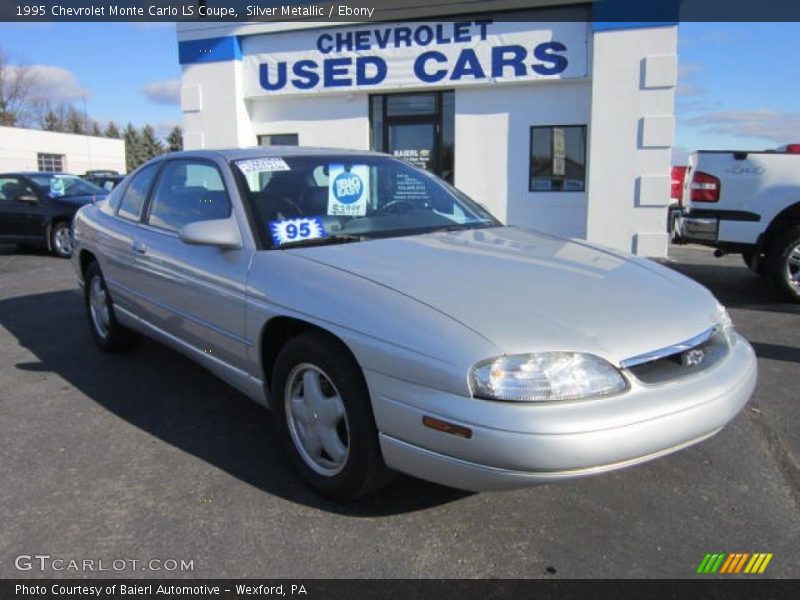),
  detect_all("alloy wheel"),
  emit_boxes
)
[88,276,111,339]
[284,363,350,476]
